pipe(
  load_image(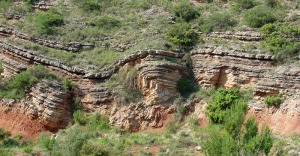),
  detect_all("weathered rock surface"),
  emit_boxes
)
[191,46,275,88]
[30,80,72,130]
[247,93,300,135]
[0,80,71,137]
[137,61,186,106]
[206,31,261,41]
[109,102,175,131]
[255,65,300,96]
